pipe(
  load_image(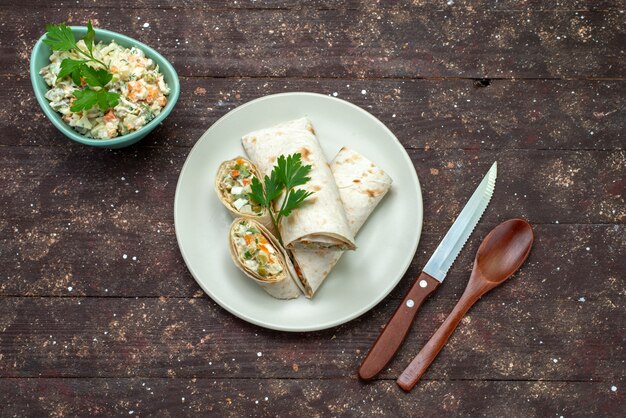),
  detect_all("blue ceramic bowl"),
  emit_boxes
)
[30,26,180,148]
